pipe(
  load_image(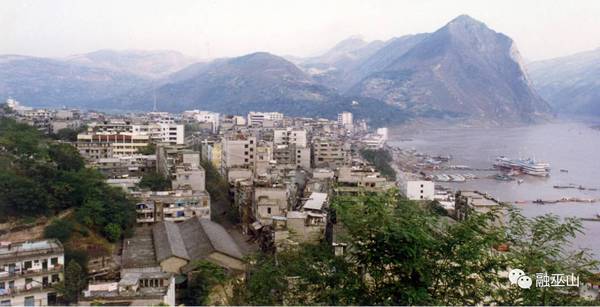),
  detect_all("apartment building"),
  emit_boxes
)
[182,110,220,133]
[0,240,64,306]
[221,134,257,174]
[247,112,283,127]
[273,128,307,148]
[135,189,211,224]
[311,136,350,168]
[334,165,394,195]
